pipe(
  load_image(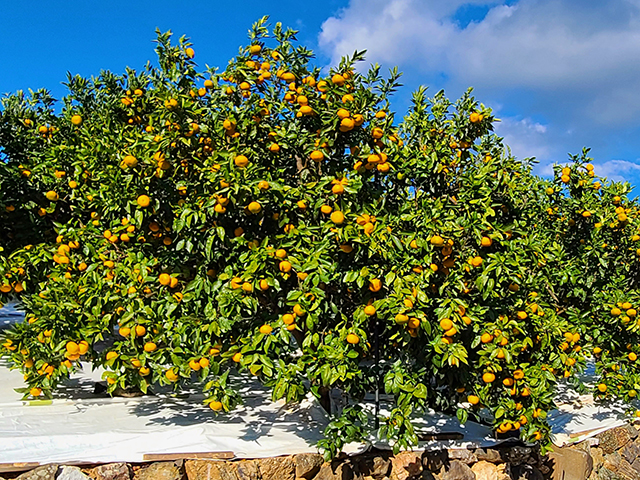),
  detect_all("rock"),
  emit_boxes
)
[448,450,477,465]
[136,462,182,480]
[234,460,260,480]
[313,462,353,480]
[90,463,130,480]
[370,456,391,479]
[57,466,91,480]
[184,460,238,480]
[470,461,498,480]
[622,442,640,465]
[390,451,422,480]
[442,460,475,480]
[473,449,502,464]
[16,465,58,480]
[600,426,636,455]
[510,465,542,480]
[503,446,534,466]
[258,456,295,480]
[293,454,324,479]
[592,447,606,472]
[423,450,448,473]
[547,446,593,480]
